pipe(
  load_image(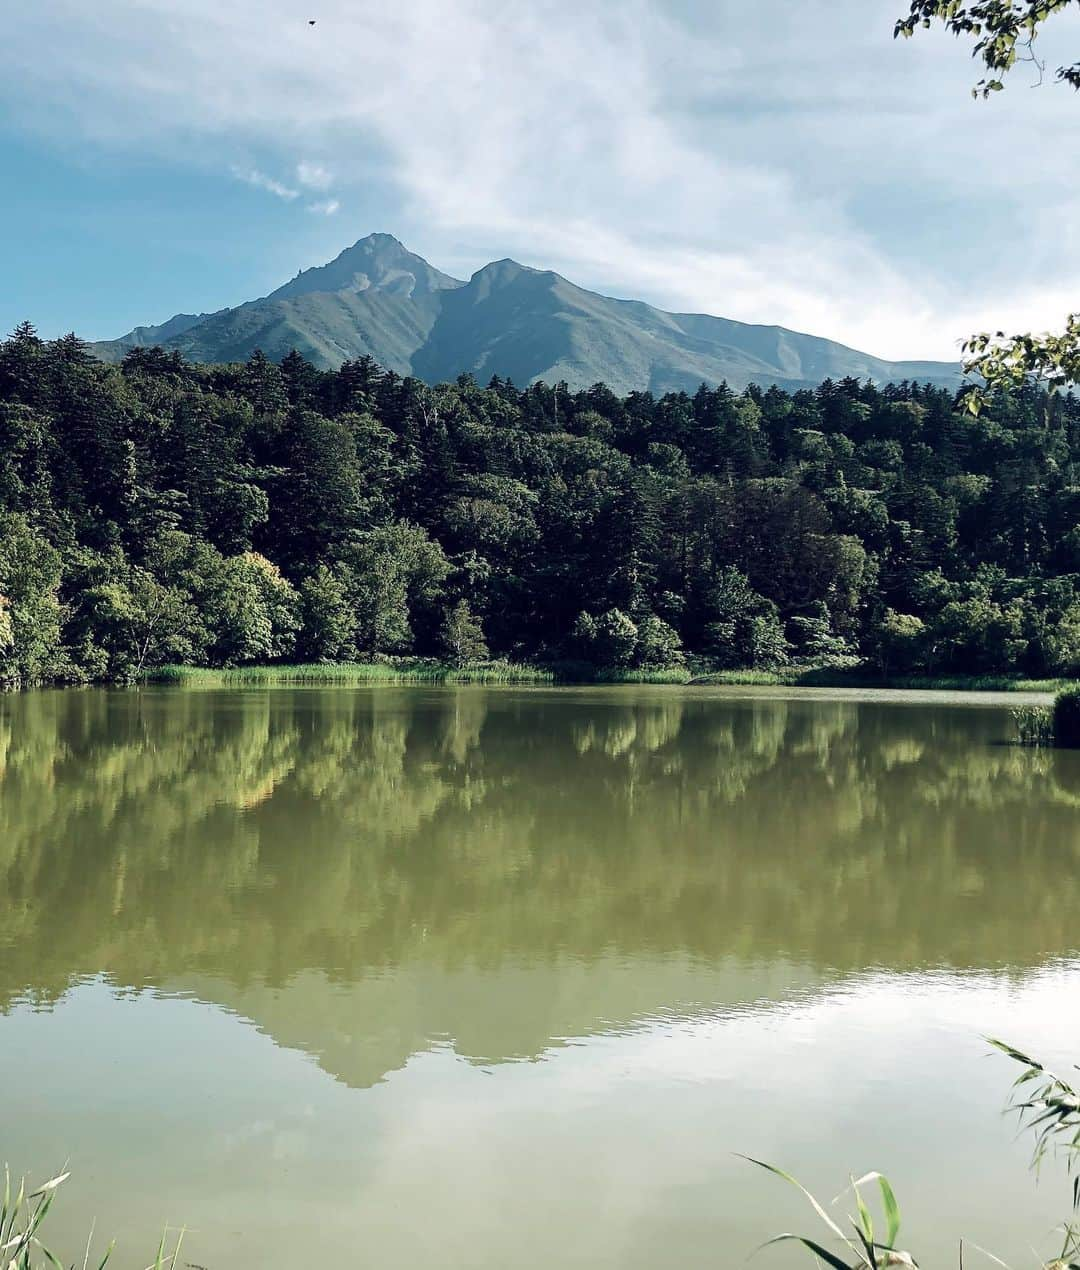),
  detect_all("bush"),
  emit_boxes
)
[874,608,927,676]
[1053,686,1080,747]
[634,614,685,669]
[592,609,638,667]
[787,601,852,663]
